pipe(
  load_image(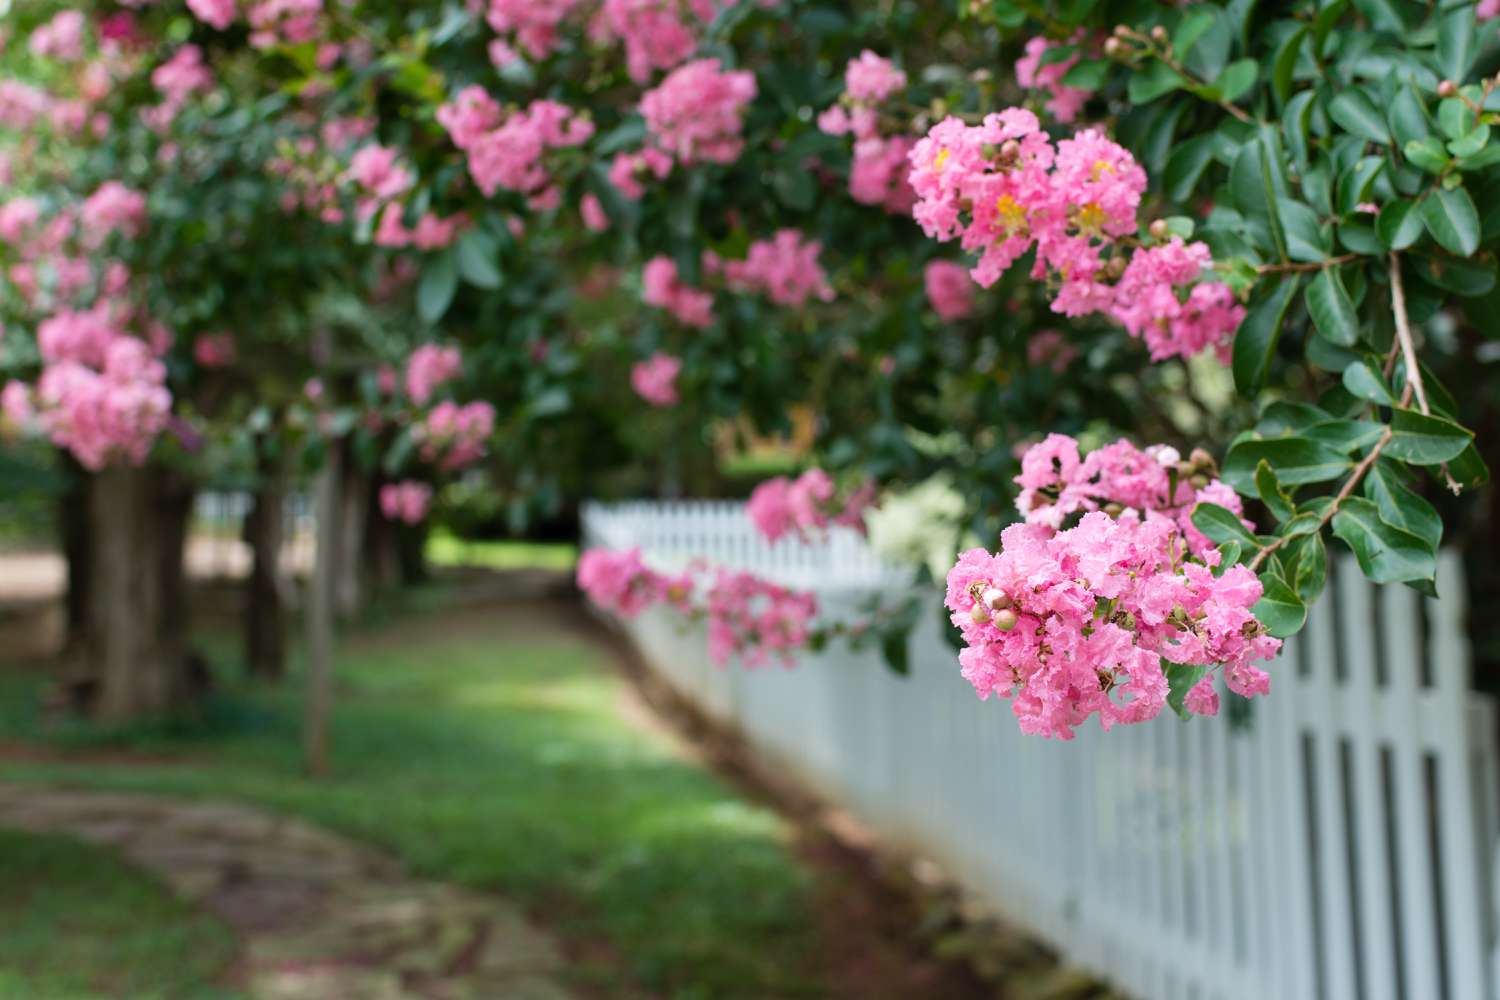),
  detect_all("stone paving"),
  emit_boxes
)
[0,783,577,1000]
